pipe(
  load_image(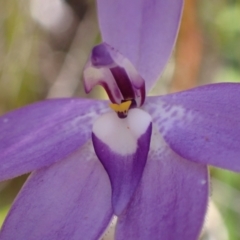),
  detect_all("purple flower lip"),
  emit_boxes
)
[92,109,152,215]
